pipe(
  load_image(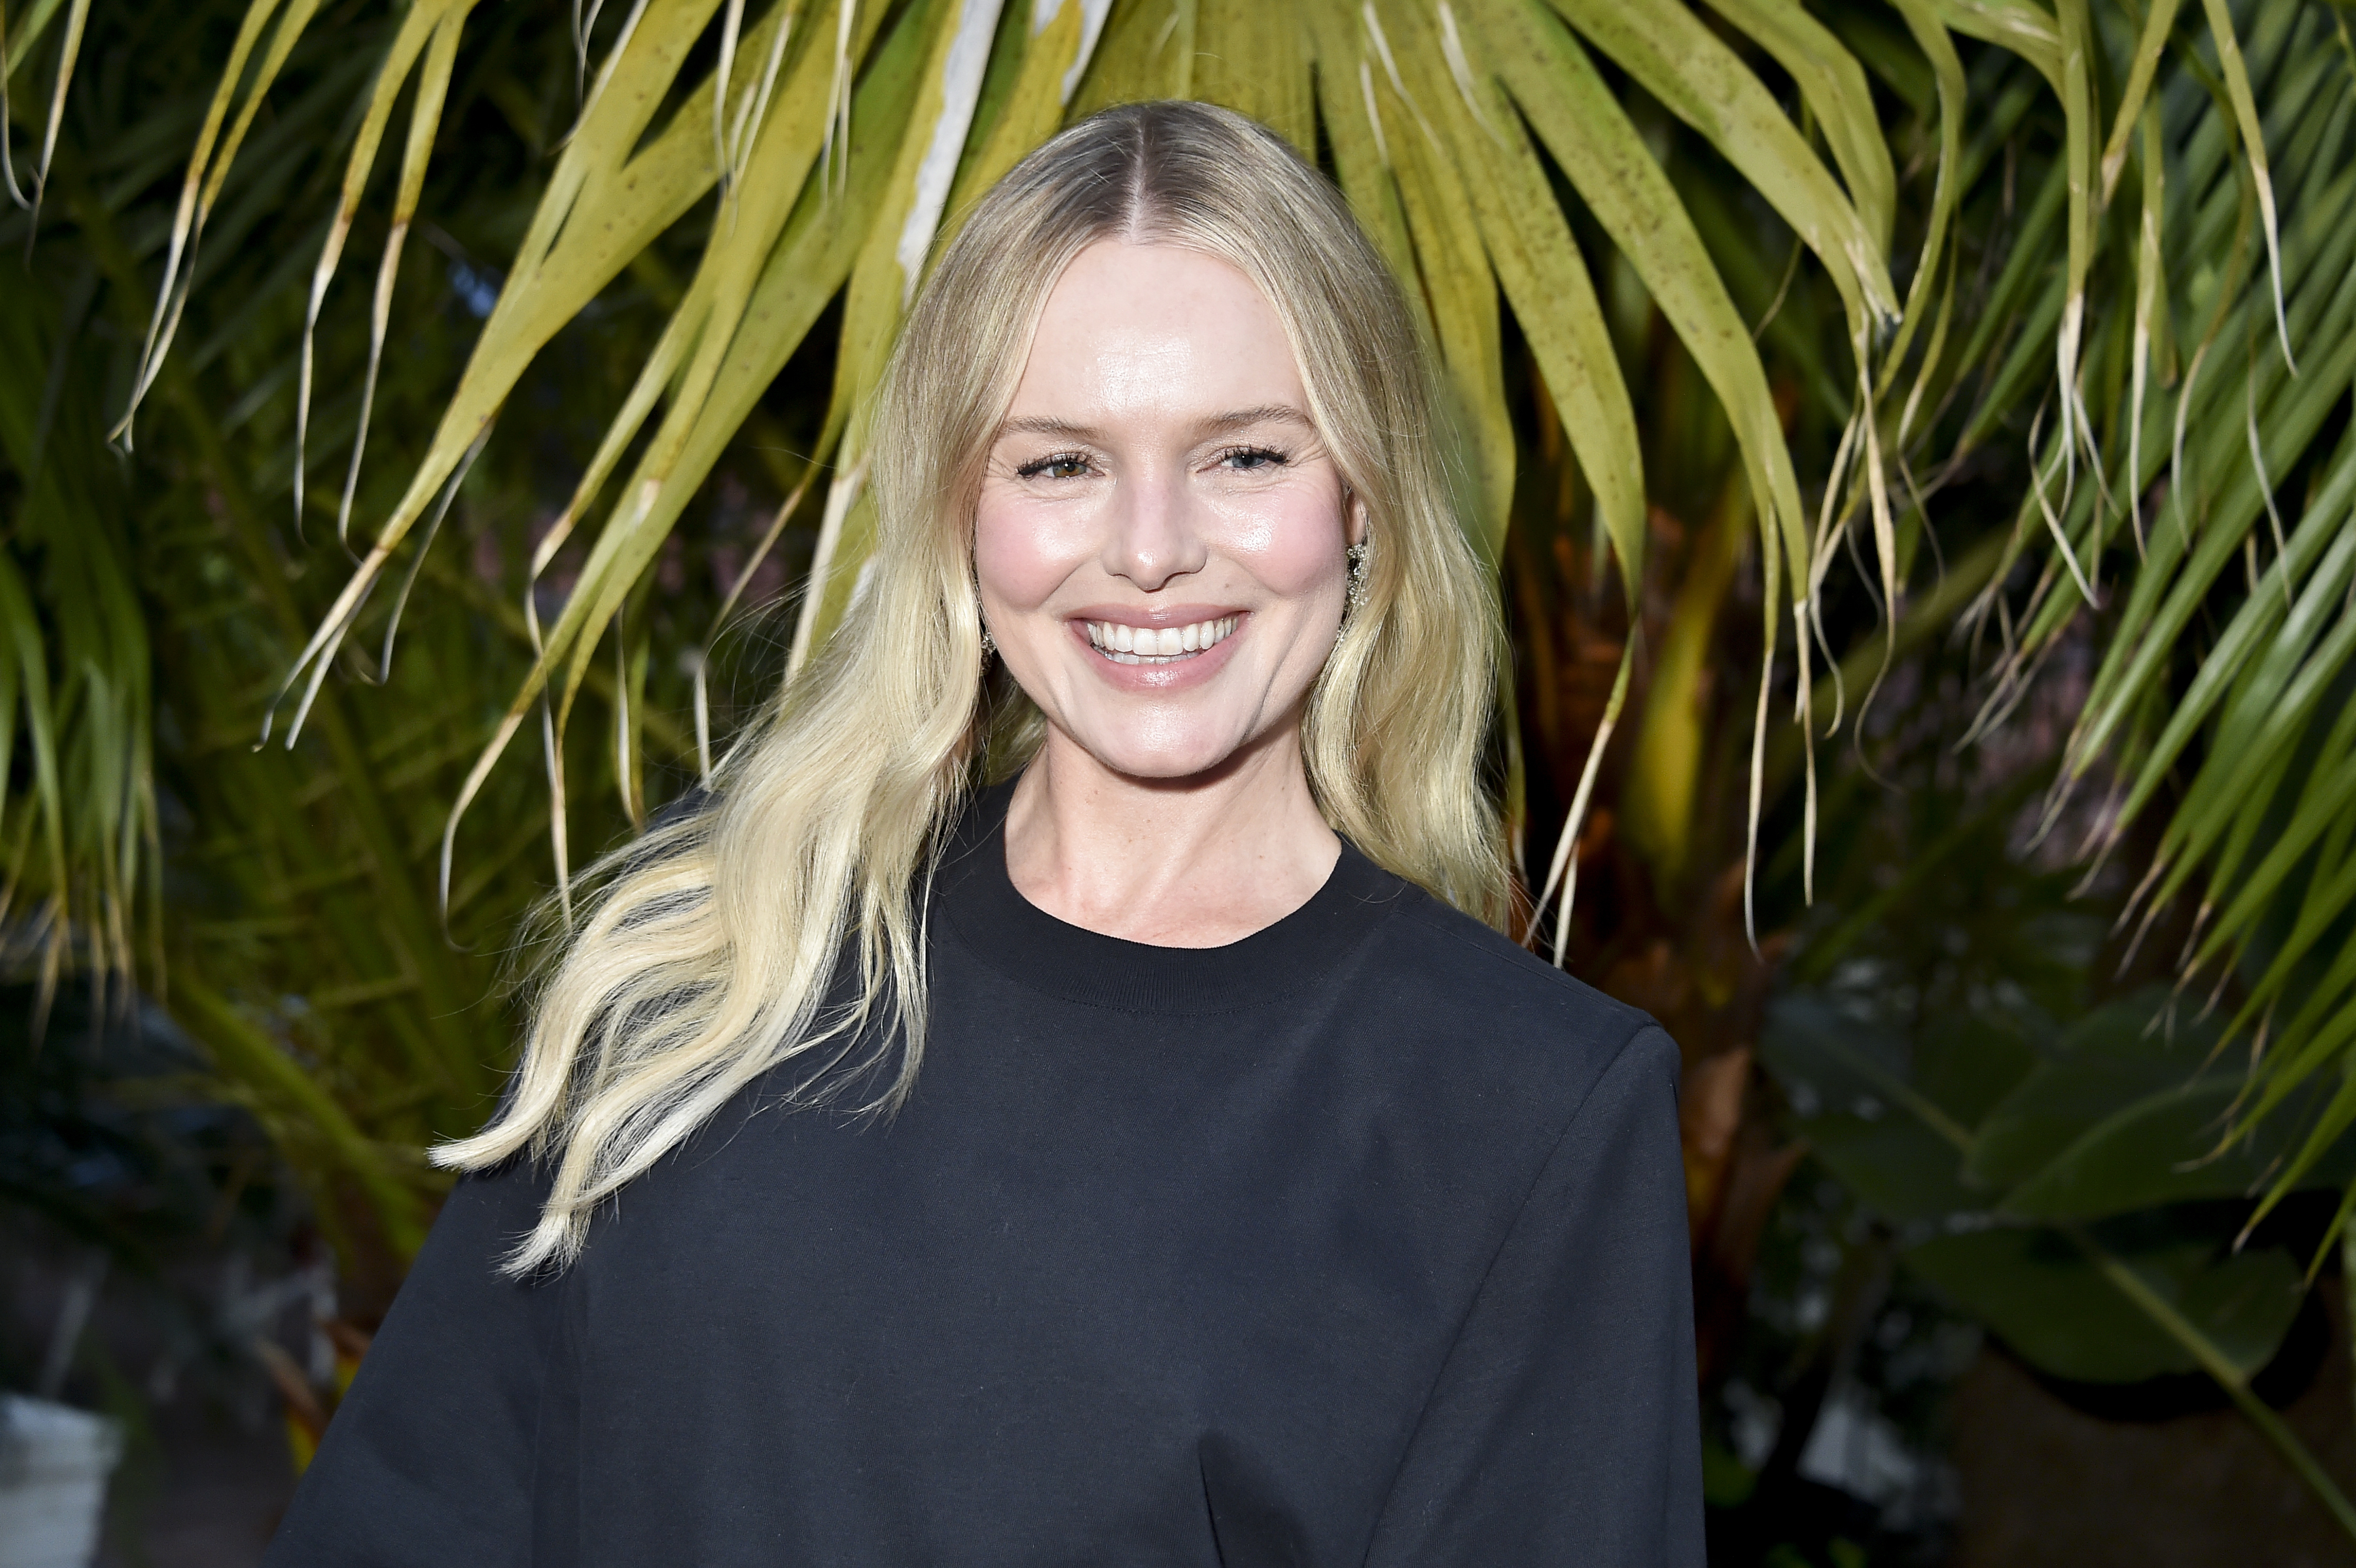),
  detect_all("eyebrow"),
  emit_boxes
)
[998,415,1100,440]
[996,404,1315,442]
[1203,403,1313,434]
